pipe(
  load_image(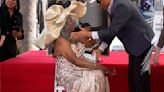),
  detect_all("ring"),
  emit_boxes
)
[88,38,92,41]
